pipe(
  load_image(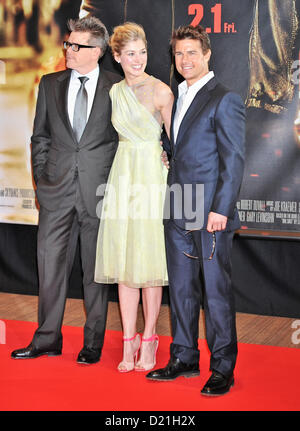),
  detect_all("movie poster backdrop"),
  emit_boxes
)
[0,0,299,235]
